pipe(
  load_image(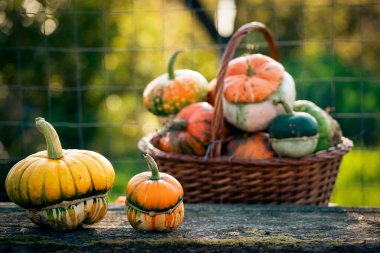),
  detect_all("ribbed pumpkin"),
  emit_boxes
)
[221,54,296,132]
[224,132,274,160]
[5,117,115,230]
[126,154,184,232]
[143,51,208,117]
[157,102,215,156]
